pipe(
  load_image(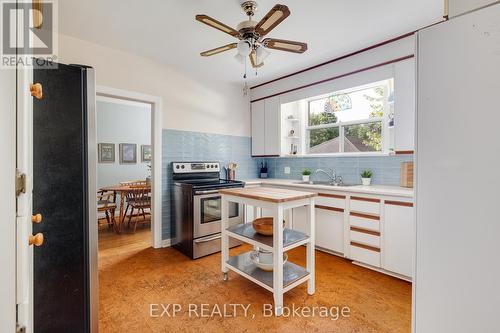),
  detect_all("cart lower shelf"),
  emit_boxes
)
[226,251,310,292]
